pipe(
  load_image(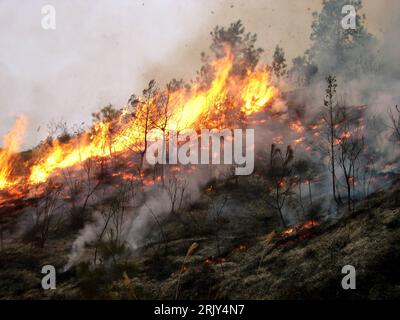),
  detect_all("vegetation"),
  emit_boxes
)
[0,0,399,300]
